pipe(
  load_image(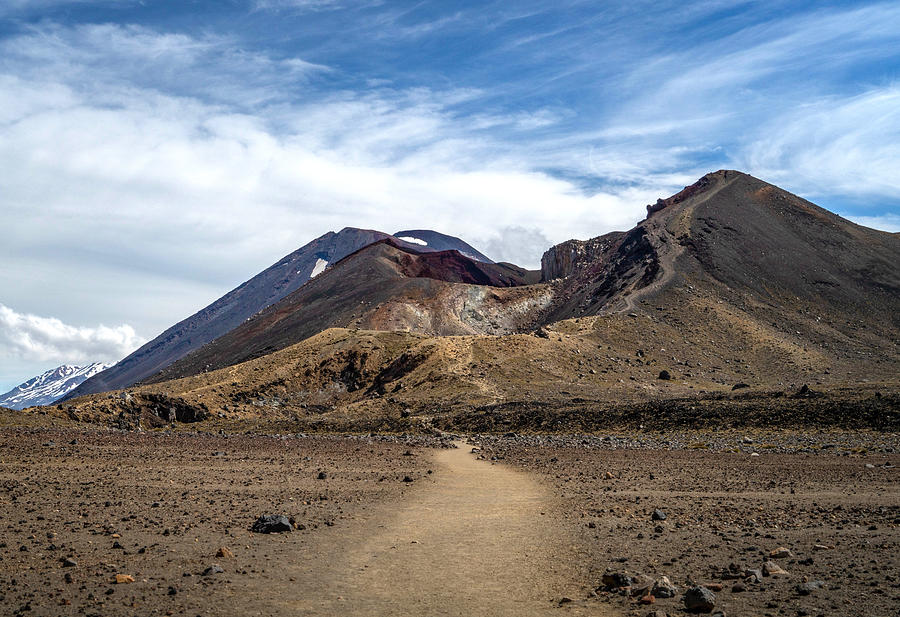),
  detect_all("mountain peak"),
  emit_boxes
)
[645,170,740,218]
[392,229,494,263]
[65,226,497,399]
[0,362,111,410]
